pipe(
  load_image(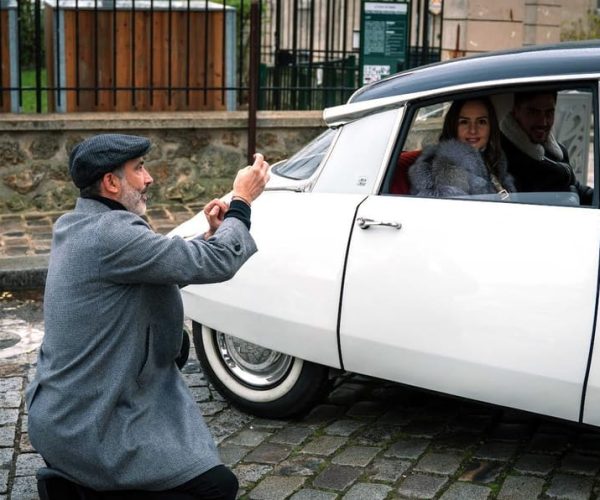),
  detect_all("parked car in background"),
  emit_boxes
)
[170,41,600,426]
